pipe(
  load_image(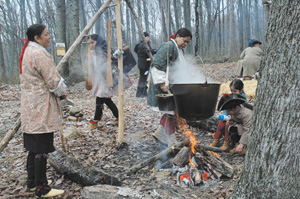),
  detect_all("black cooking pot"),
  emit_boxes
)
[156,94,175,111]
[171,83,220,121]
